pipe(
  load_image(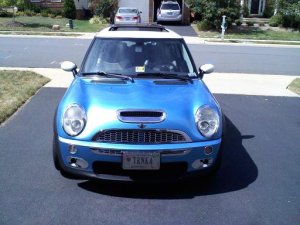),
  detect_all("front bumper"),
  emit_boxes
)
[56,136,222,182]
